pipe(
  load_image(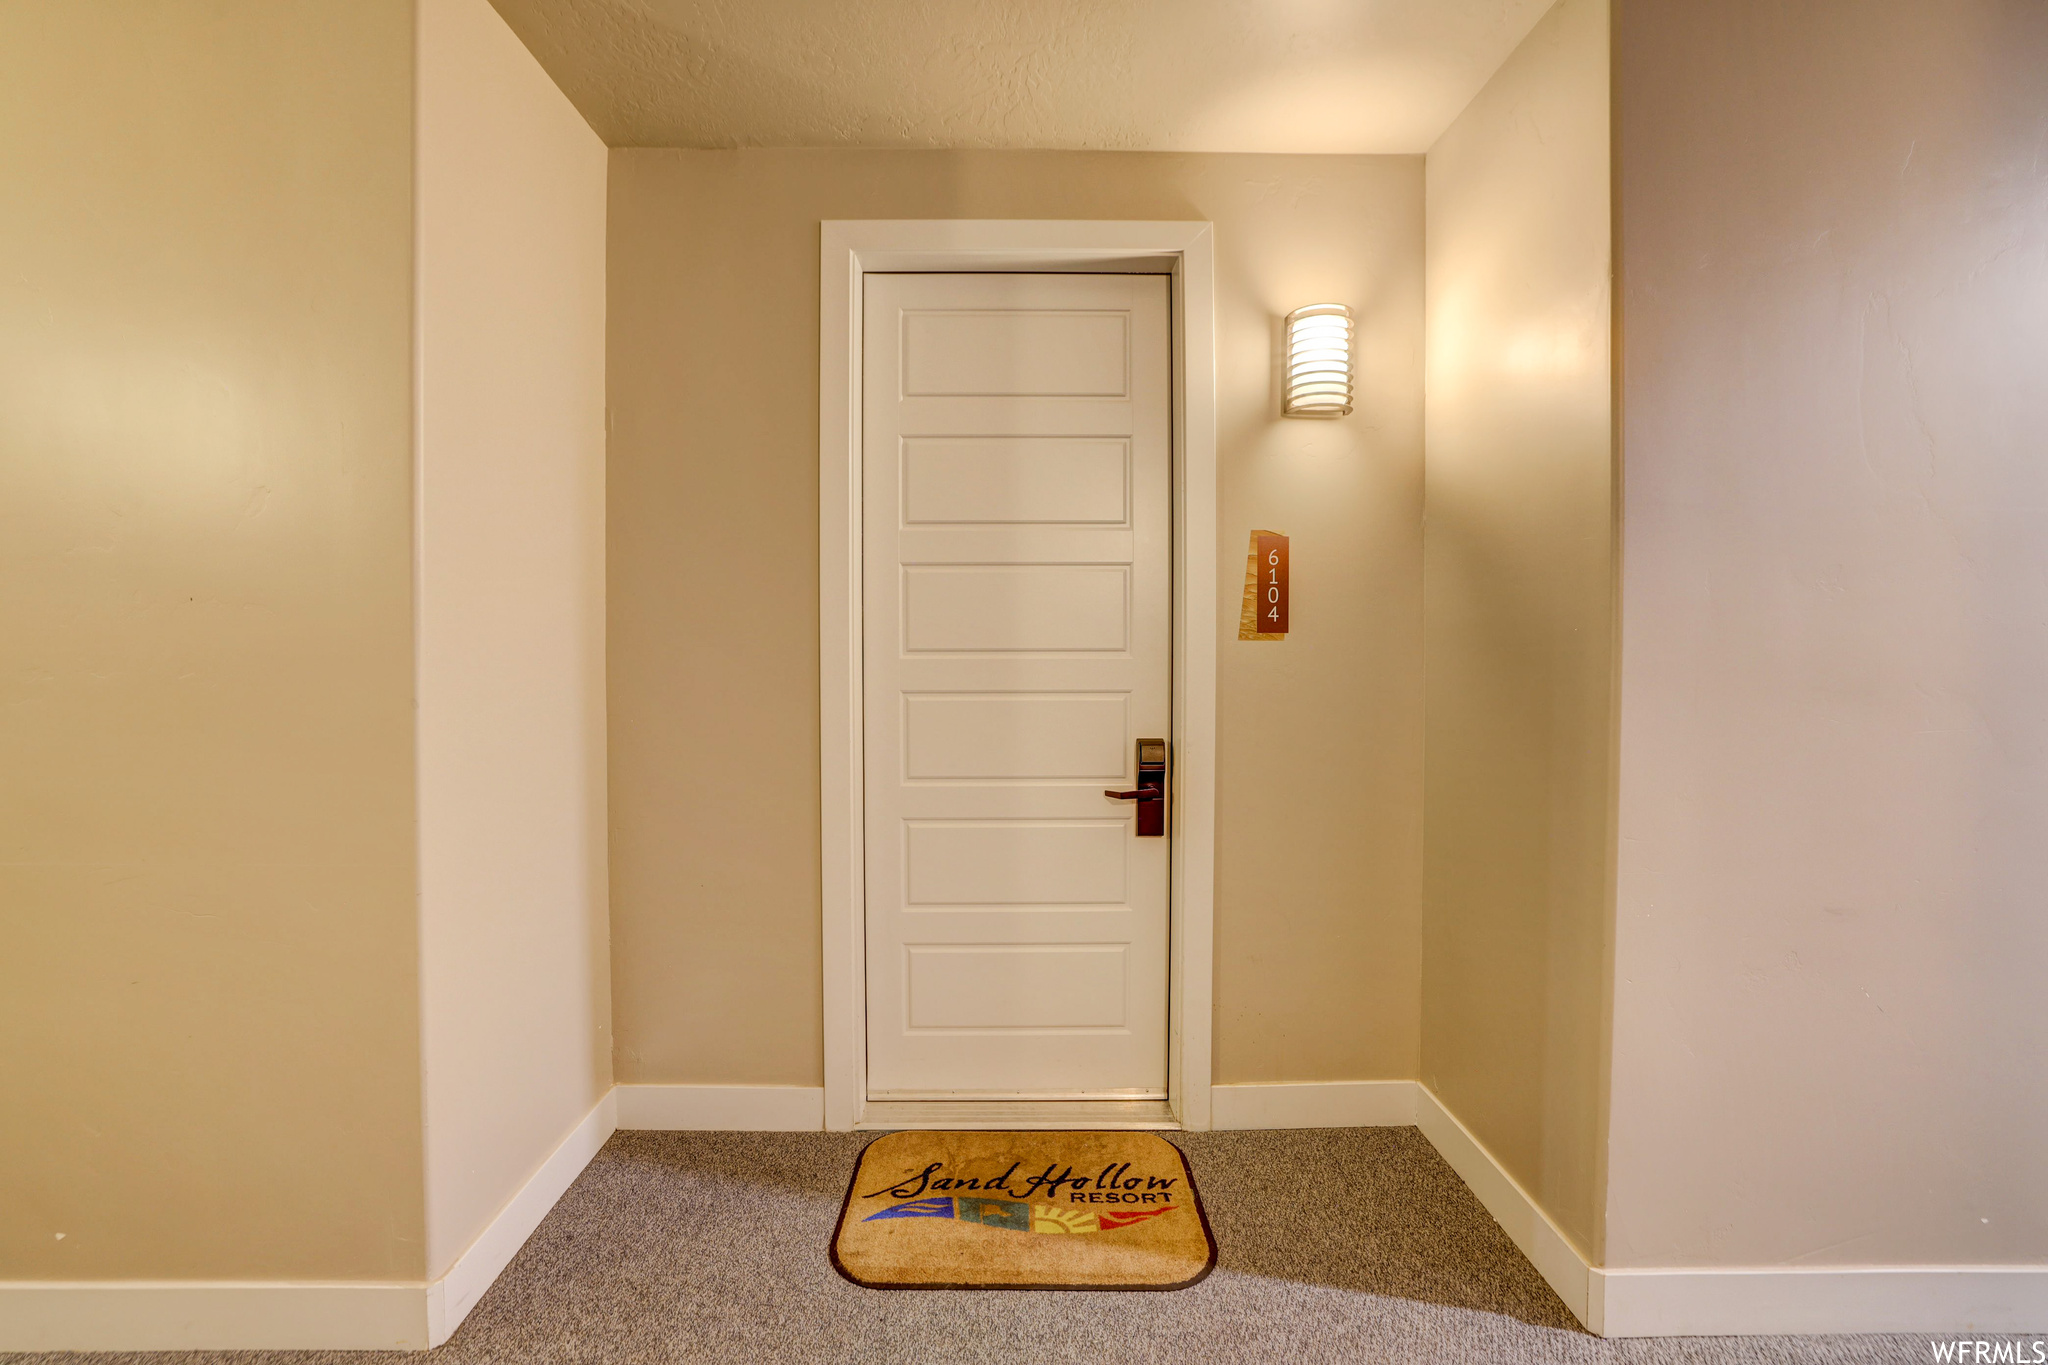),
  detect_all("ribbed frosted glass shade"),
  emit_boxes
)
[1282,303,1354,418]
